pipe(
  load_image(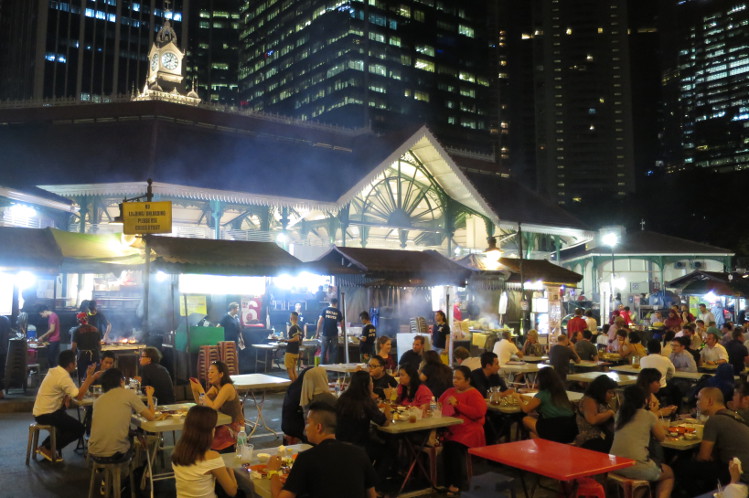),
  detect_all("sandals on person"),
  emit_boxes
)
[445,486,461,497]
